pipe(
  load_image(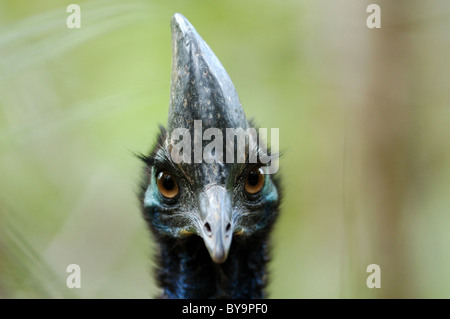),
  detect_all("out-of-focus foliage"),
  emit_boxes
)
[0,0,449,298]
